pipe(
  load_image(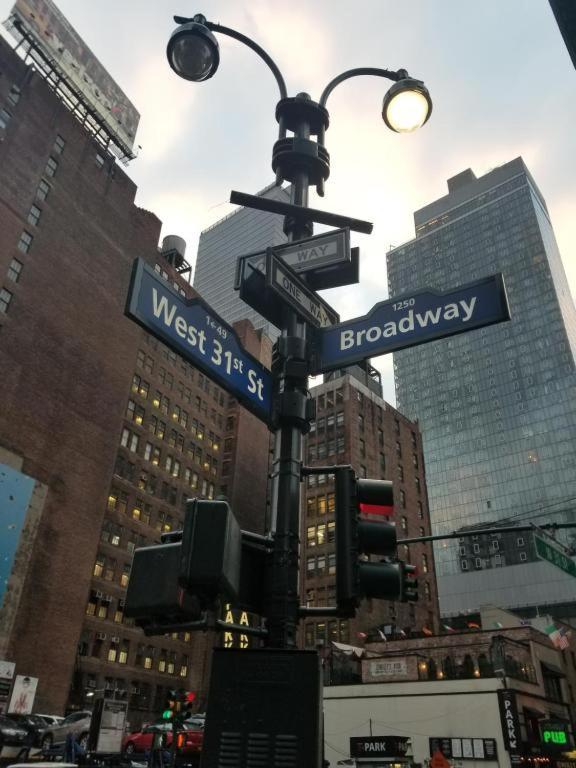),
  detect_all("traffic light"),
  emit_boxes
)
[334,467,408,613]
[163,690,179,719]
[124,498,242,633]
[399,562,418,603]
